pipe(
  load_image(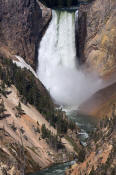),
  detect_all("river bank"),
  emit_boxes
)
[29,109,96,175]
